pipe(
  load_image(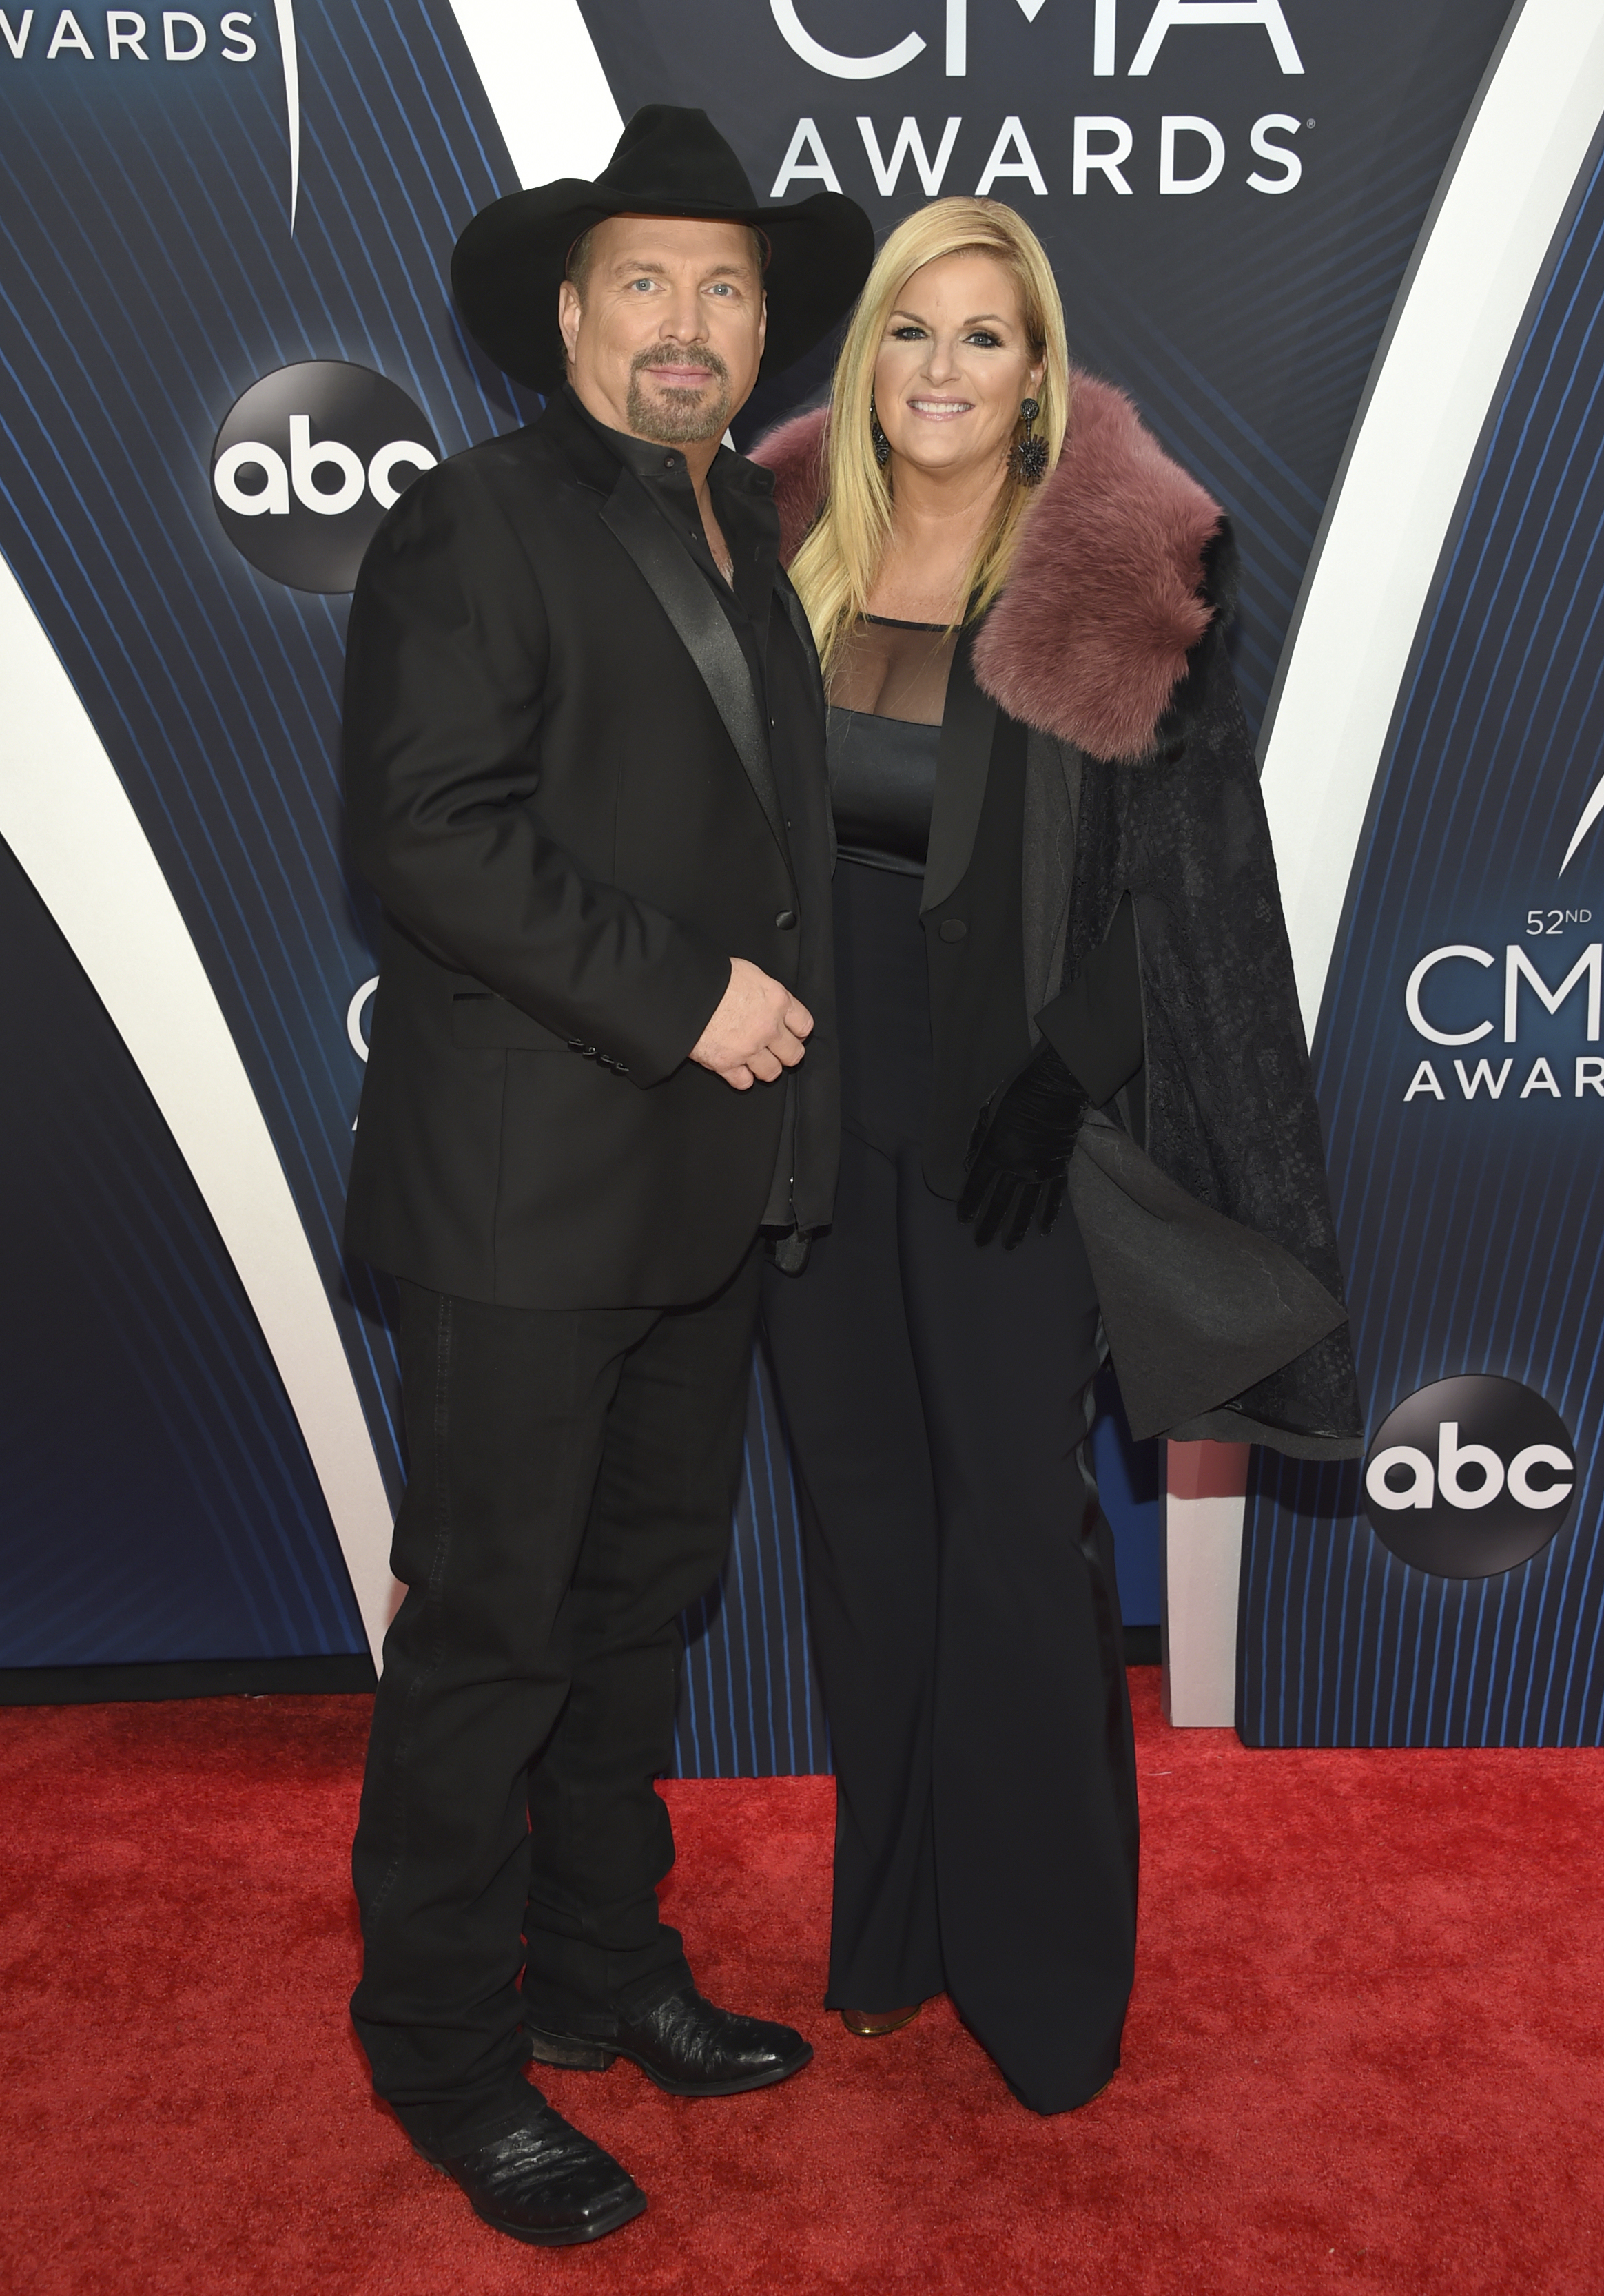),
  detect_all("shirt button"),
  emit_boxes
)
[775,909,797,930]
[938,918,967,943]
